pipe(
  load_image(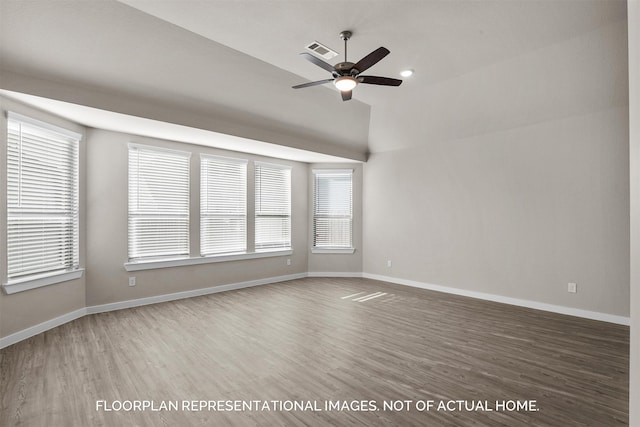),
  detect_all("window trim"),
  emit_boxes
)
[127,143,191,261]
[312,168,354,253]
[8,112,82,140]
[254,161,292,252]
[310,247,355,254]
[3,269,84,295]
[200,153,248,257]
[5,112,82,288]
[124,249,292,272]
